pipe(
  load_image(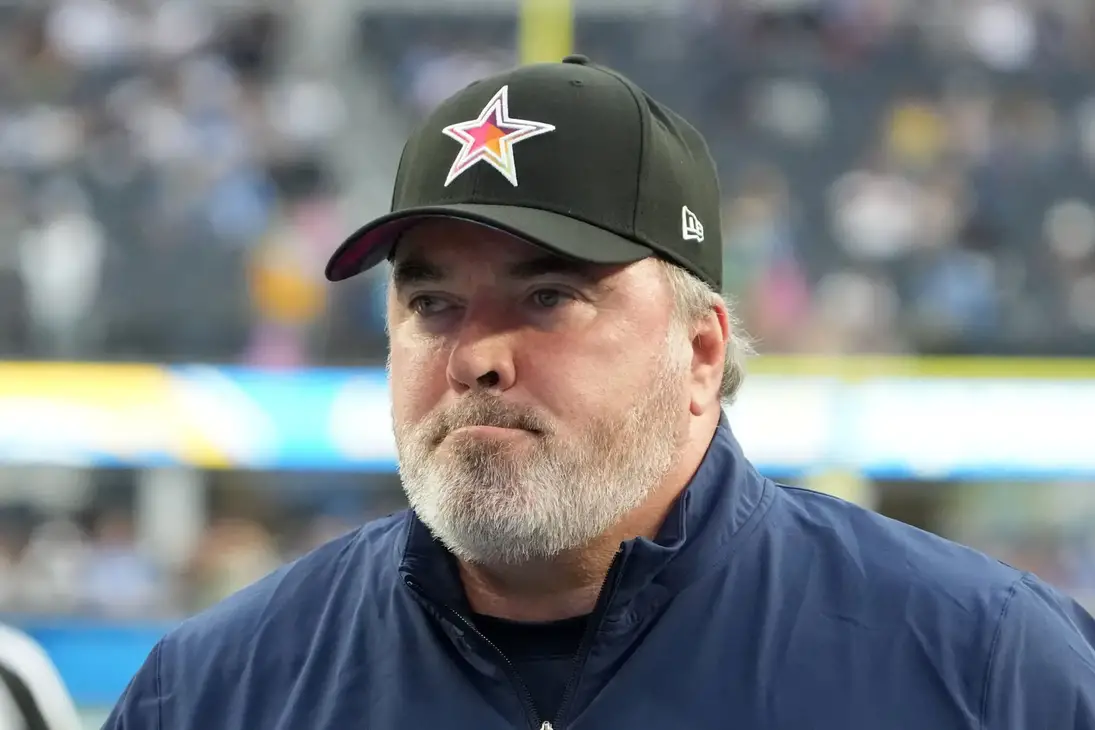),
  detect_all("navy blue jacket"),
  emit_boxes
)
[104,418,1095,729]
